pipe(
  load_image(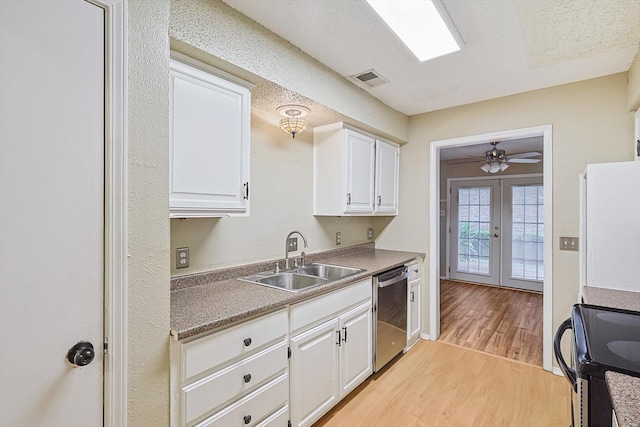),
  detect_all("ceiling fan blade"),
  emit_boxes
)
[508,158,541,164]
[508,151,541,159]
